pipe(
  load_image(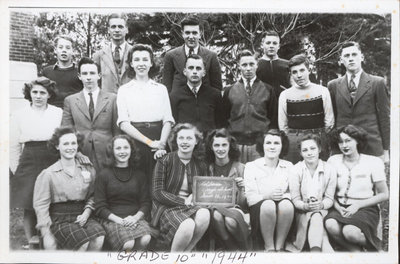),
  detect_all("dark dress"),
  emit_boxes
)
[95,166,157,251]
